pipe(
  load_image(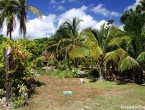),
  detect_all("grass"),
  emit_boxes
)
[0,76,145,110]
[88,80,129,89]
[87,80,145,110]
